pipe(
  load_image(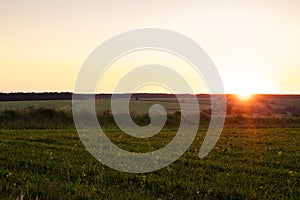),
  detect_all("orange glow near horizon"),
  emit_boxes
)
[224,68,277,95]
[236,93,253,101]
